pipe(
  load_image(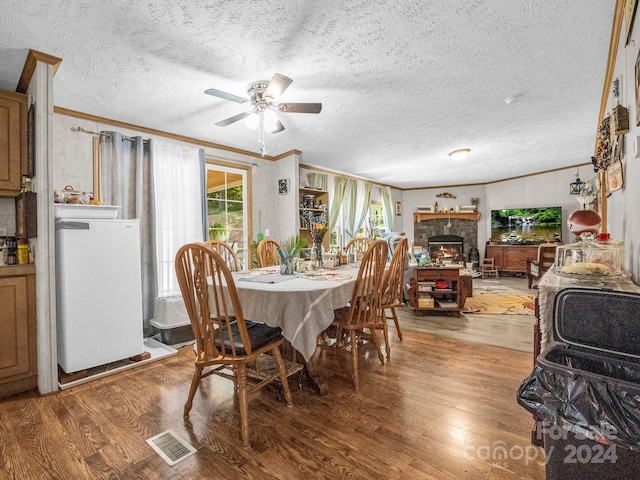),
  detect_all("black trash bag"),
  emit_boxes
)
[517,347,640,452]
